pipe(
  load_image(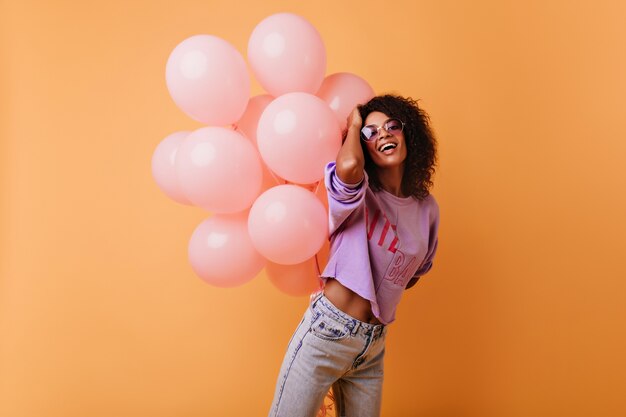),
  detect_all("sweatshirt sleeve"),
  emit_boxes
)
[413,196,440,277]
[324,162,367,236]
